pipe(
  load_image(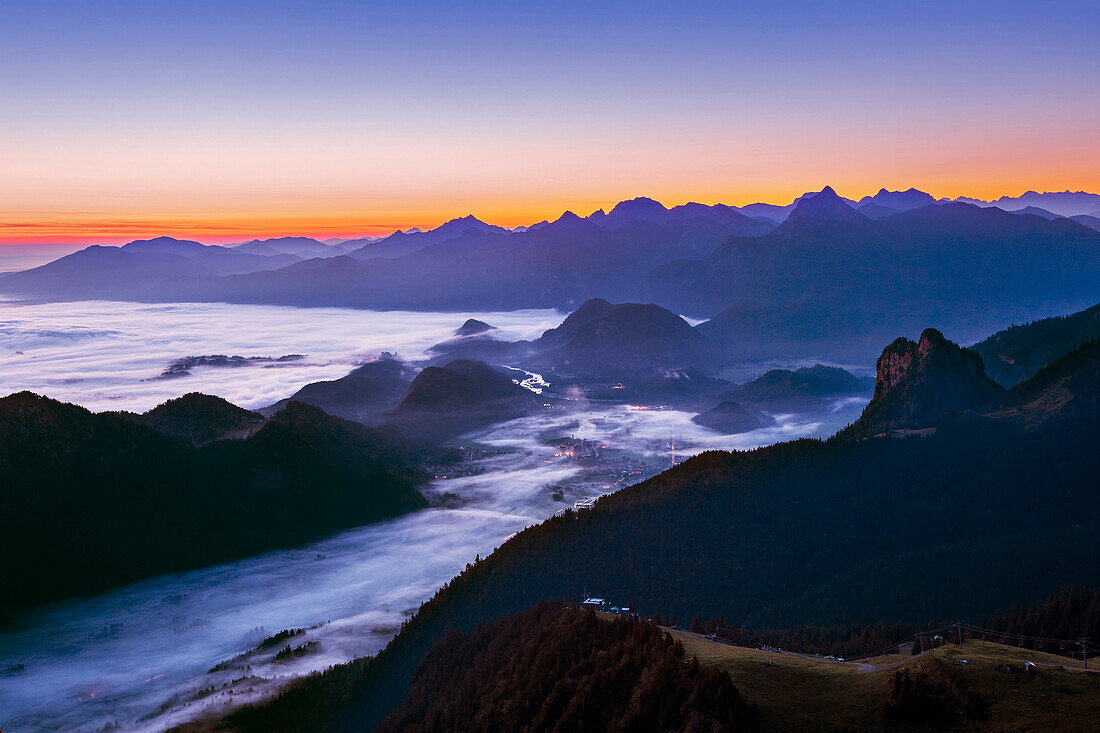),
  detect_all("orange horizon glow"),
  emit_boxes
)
[6,2,1099,246]
[4,176,1099,246]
